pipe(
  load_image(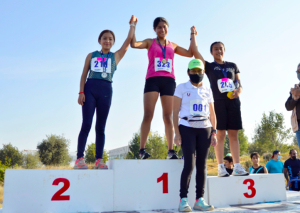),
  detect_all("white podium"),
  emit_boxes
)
[2,169,114,213]
[207,174,286,207]
[110,159,208,211]
[2,160,287,212]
